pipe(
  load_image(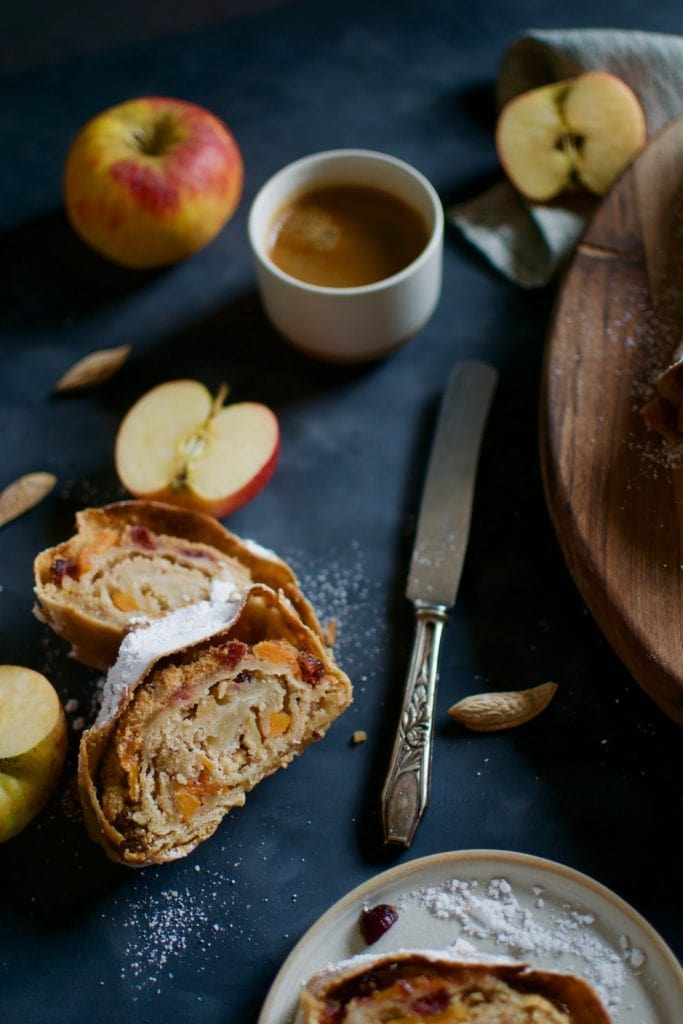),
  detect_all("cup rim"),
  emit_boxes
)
[247,148,444,296]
